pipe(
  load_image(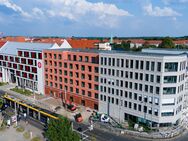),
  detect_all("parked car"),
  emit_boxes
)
[75,113,83,123]
[100,114,110,123]
[67,104,77,111]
